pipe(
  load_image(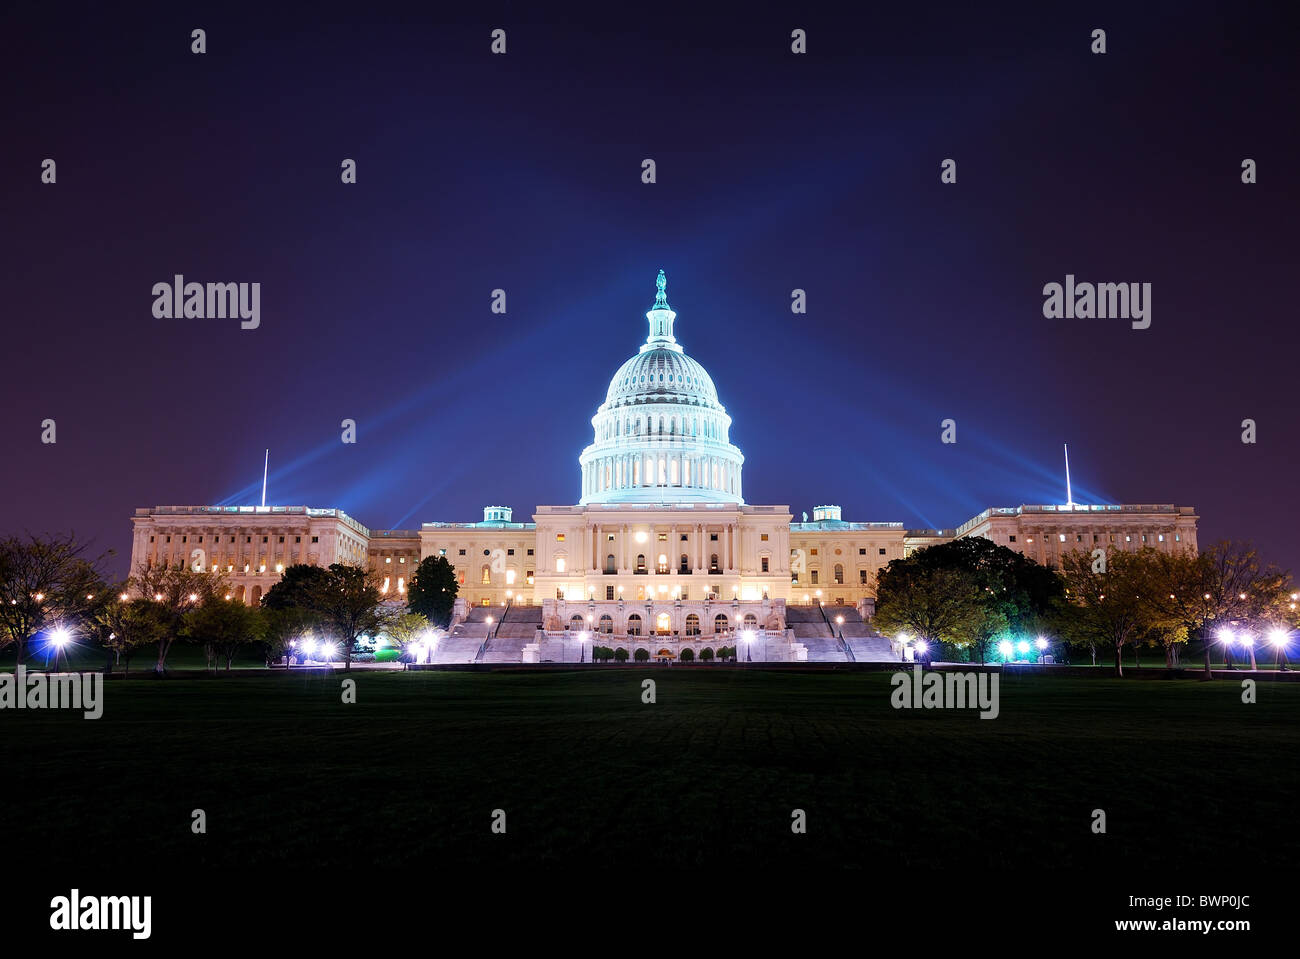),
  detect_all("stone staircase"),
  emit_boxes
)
[480,605,542,663]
